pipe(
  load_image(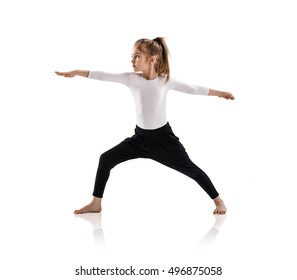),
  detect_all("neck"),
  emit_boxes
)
[141,68,158,80]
